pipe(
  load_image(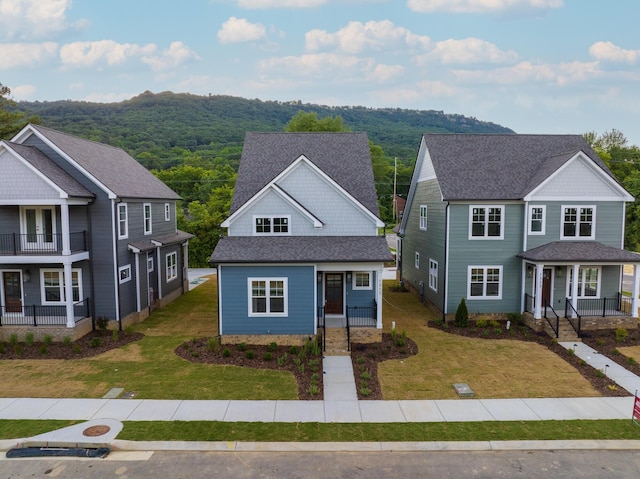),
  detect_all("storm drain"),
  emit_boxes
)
[6,447,110,459]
